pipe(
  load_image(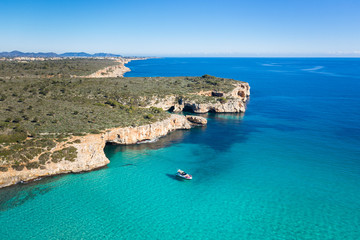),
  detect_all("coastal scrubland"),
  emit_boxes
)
[0,59,241,173]
[0,59,119,78]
